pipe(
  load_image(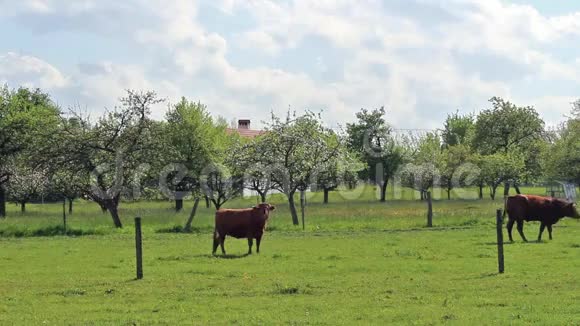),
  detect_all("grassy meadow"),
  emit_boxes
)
[1,185,580,324]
